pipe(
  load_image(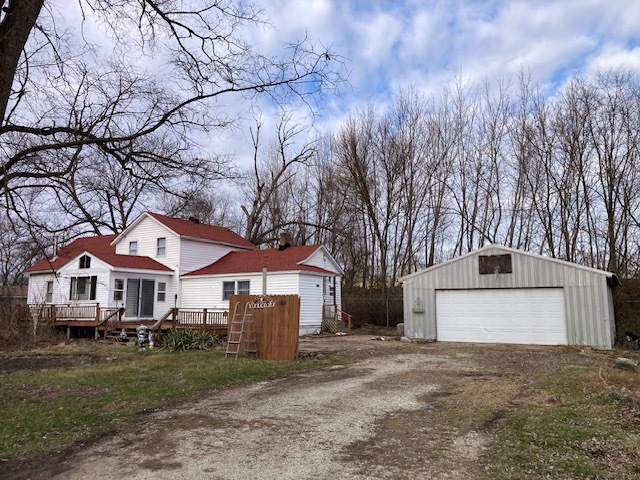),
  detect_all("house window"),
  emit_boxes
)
[222,281,250,300]
[157,282,166,302]
[222,282,235,301]
[46,281,53,303]
[114,279,124,301]
[129,241,138,255]
[237,281,250,295]
[79,255,91,269]
[70,276,97,301]
[157,237,166,257]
